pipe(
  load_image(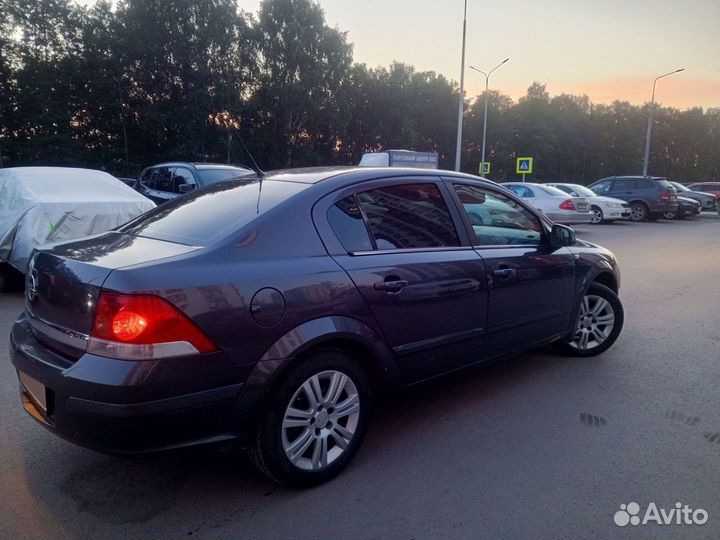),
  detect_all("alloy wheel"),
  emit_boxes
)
[569,294,616,351]
[591,207,603,224]
[630,204,647,222]
[281,370,361,471]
